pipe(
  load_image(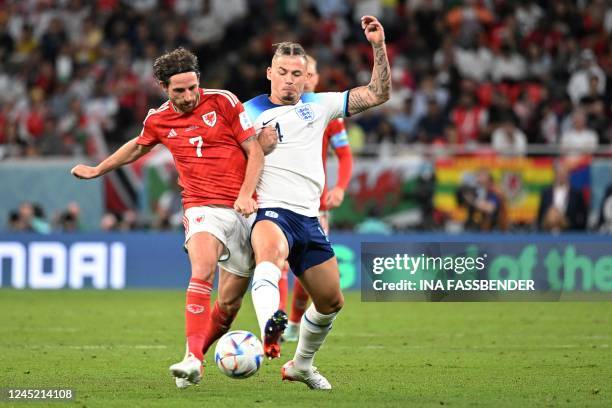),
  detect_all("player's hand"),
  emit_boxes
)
[258,126,278,155]
[71,164,101,179]
[234,195,258,217]
[326,187,345,209]
[361,15,385,46]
